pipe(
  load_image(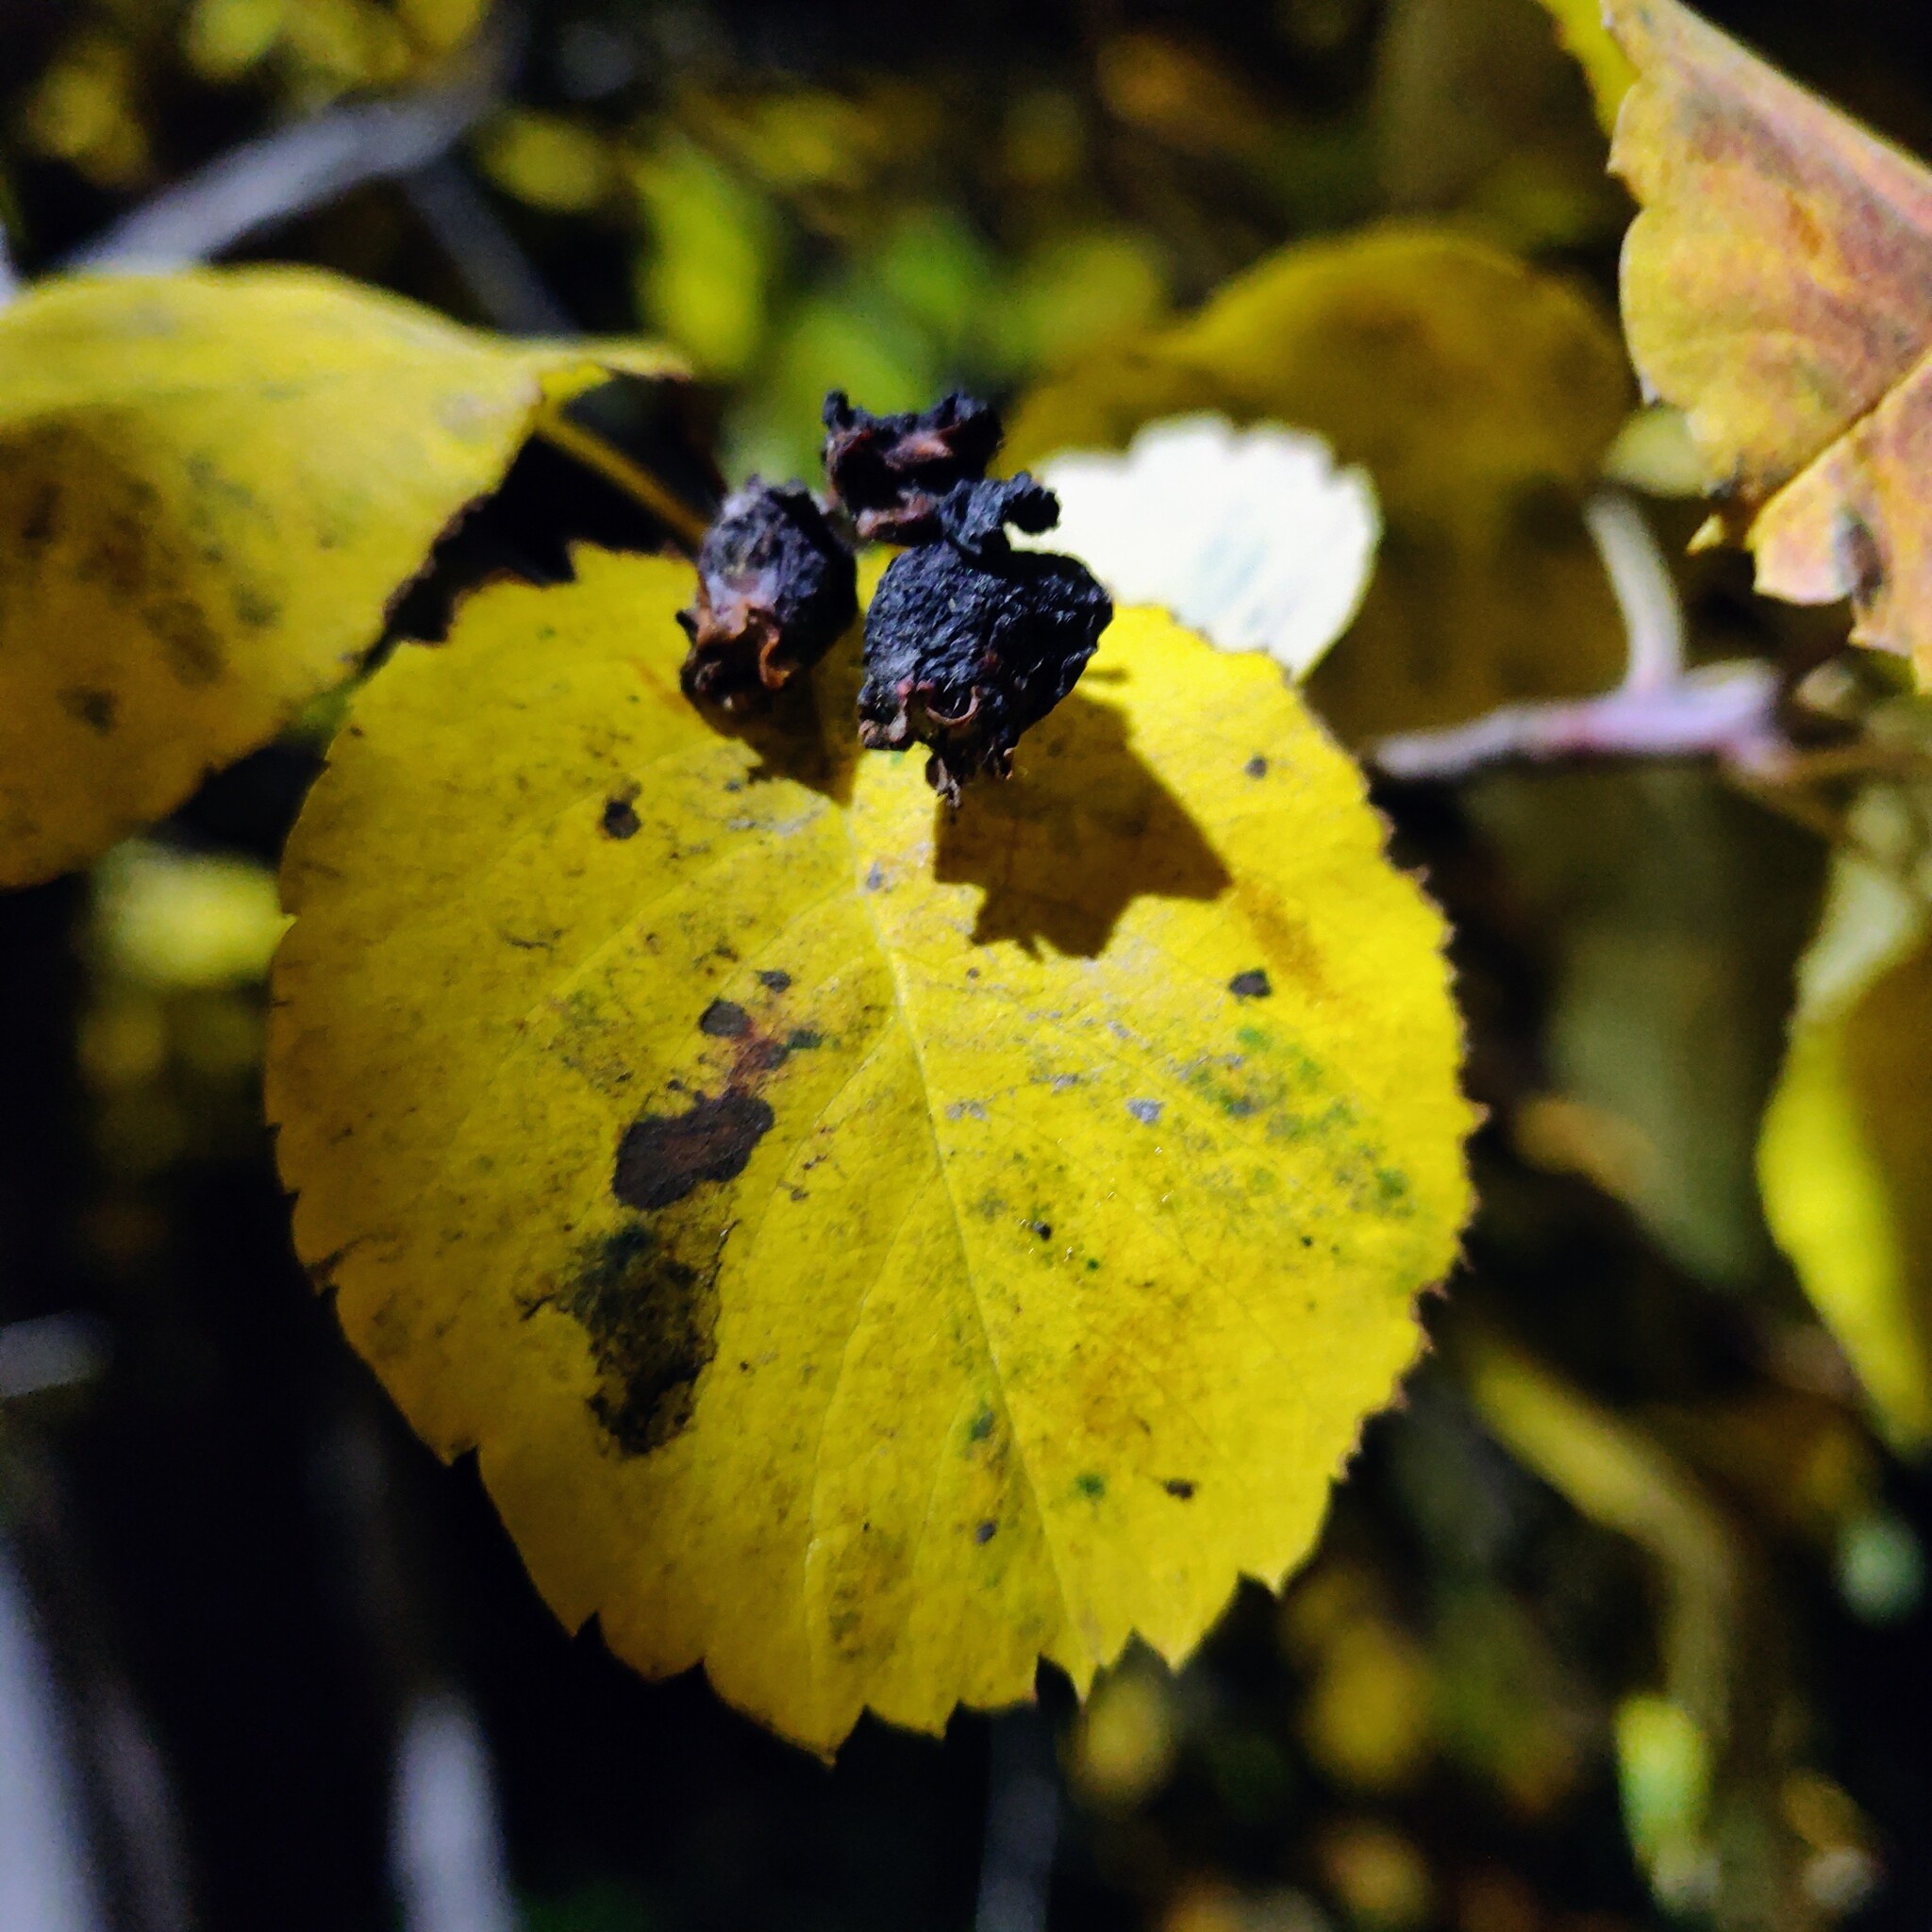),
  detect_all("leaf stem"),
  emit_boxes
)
[534,410,711,552]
